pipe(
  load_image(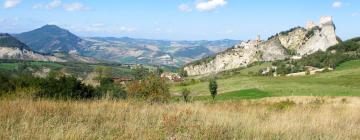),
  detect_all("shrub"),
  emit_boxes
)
[270,99,296,111]
[133,66,149,80]
[209,78,218,101]
[0,72,15,96]
[36,76,98,100]
[94,66,112,80]
[178,68,188,77]
[127,74,170,103]
[181,88,191,102]
[97,78,127,99]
